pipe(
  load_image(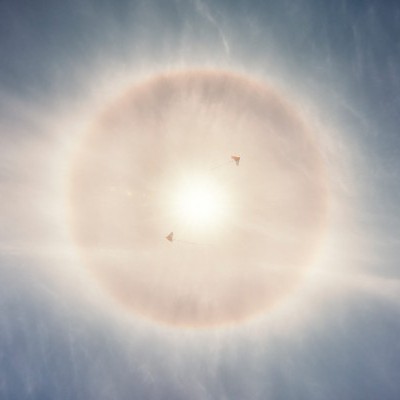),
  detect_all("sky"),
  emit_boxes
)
[1,0,400,399]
